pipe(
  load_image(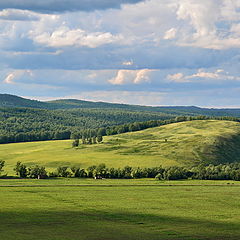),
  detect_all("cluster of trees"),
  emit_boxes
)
[72,135,103,147]
[156,163,240,181]
[0,161,239,181]
[71,129,103,147]
[191,163,240,181]
[12,163,165,179]
[14,162,47,179]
